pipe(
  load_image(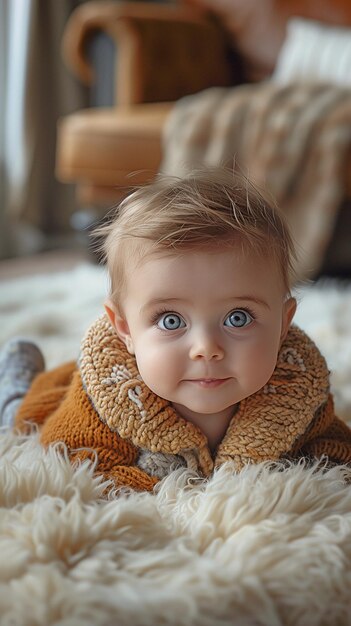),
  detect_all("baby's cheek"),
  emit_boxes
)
[134,344,172,394]
[240,339,277,388]
[252,349,279,389]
